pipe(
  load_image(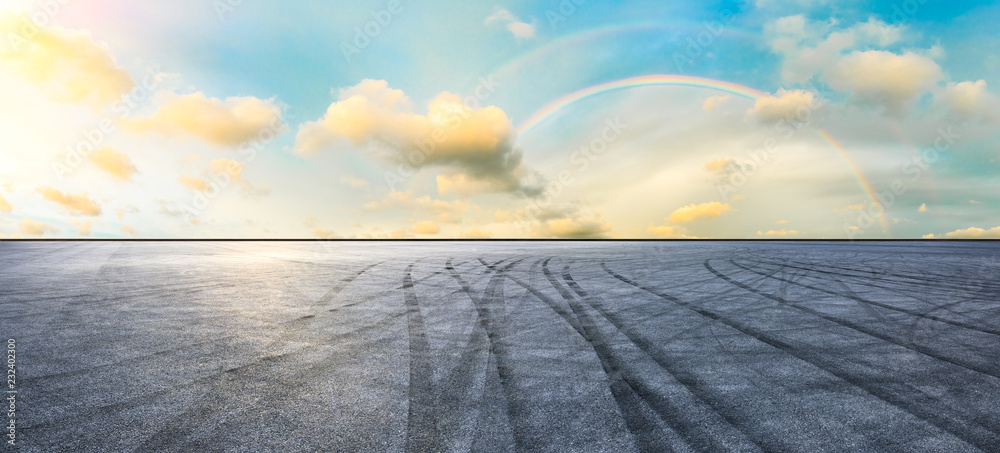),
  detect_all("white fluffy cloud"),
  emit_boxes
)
[824,50,942,114]
[485,8,536,38]
[746,89,823,123]
[765,16,905,84]
[294,79,542,196]
[938,80,999,121]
